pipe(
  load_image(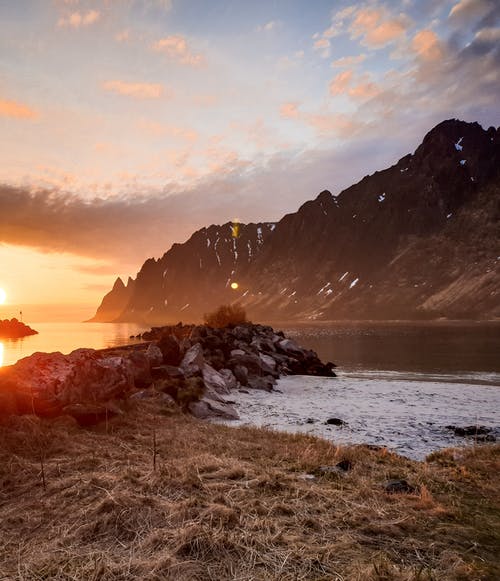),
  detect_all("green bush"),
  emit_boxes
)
[204,304,248,328]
